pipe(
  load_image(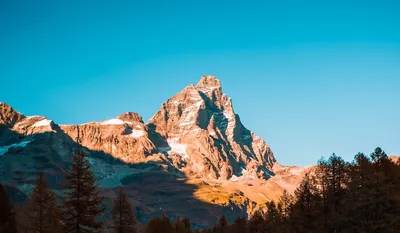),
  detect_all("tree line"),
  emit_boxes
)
[0,147,399,233]
[199,148,400,233]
